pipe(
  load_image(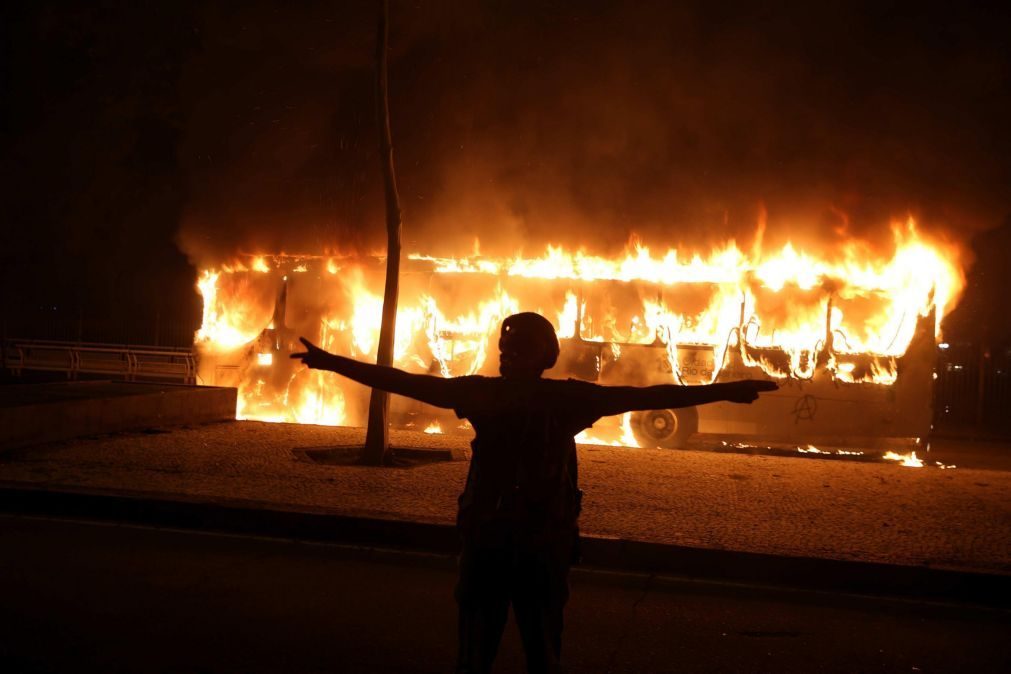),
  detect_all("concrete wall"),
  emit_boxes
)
[0,382,237,450]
